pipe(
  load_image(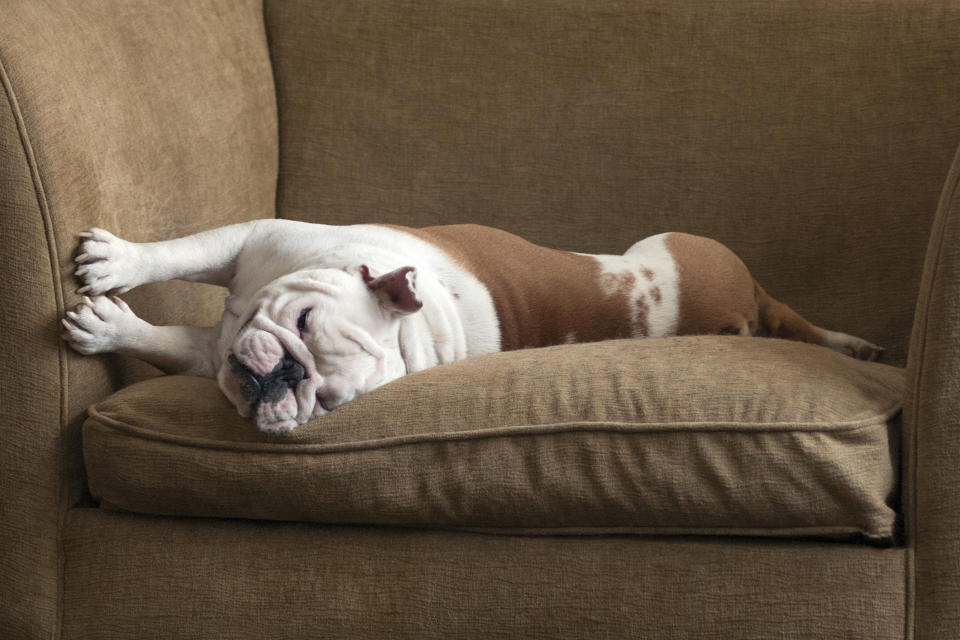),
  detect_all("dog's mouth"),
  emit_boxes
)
[220,298,332,431]
[223,347,324,434]
[219,300,398,433]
